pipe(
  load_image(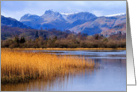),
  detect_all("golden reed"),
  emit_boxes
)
[1,48,95,84]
